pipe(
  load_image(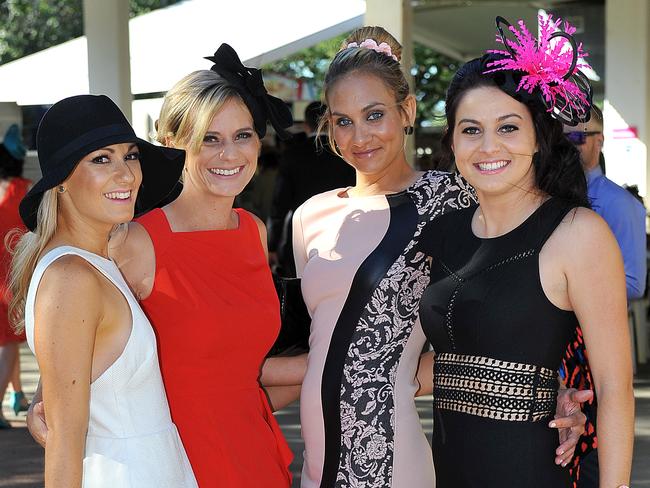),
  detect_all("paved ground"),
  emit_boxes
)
[1,346,649,487]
